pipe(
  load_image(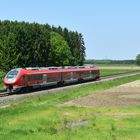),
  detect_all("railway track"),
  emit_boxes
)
[0,71,140,107]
